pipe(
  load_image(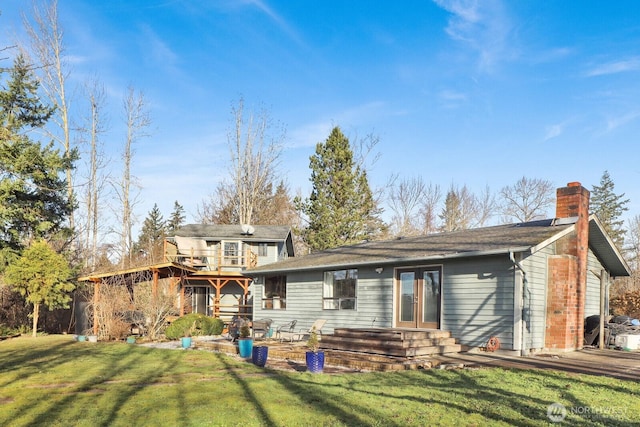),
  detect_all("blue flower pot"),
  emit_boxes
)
[238,338,253,358]
[77,335,86,342]
[126,336,136,344]
[181,337,192,349]
[306,351,325,373]
[252,346,269,367]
